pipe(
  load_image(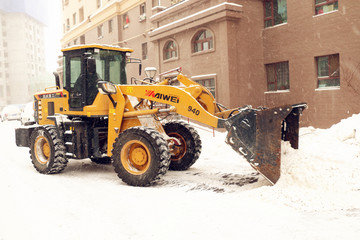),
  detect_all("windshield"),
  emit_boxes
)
[93,49,127,84]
